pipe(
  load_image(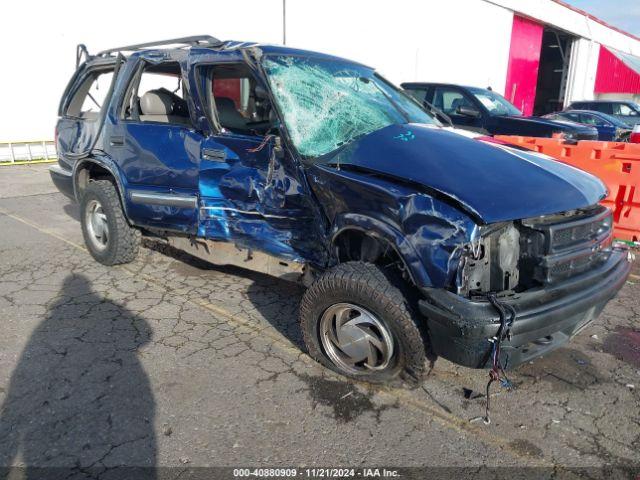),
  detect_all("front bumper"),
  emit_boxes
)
[418,248,632,369]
